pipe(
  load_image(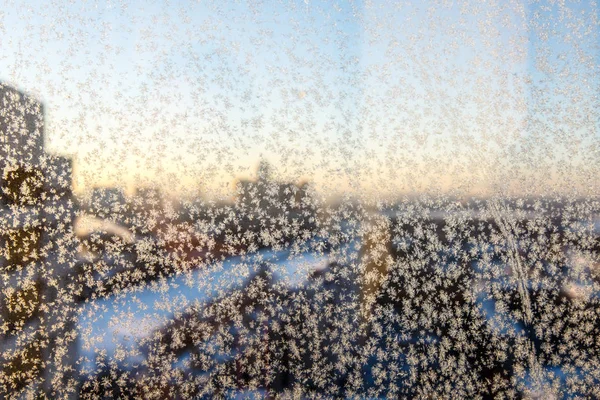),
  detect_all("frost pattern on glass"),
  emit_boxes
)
[1,1,599,398]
